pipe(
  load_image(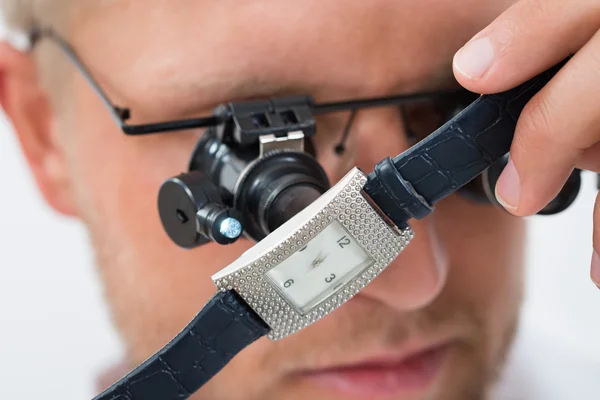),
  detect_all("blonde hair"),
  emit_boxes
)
[1,0,80,110]
[1,0,72,33]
